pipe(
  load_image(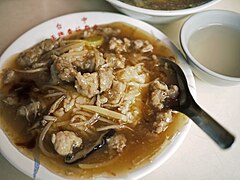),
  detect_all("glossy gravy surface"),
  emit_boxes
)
[0,22,188,179]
